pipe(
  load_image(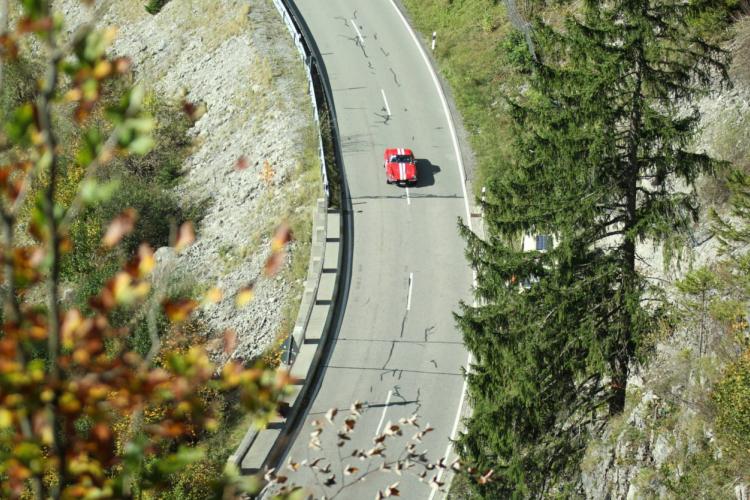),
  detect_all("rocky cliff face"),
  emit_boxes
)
[579,78,750,499]
[56,0,319,362]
